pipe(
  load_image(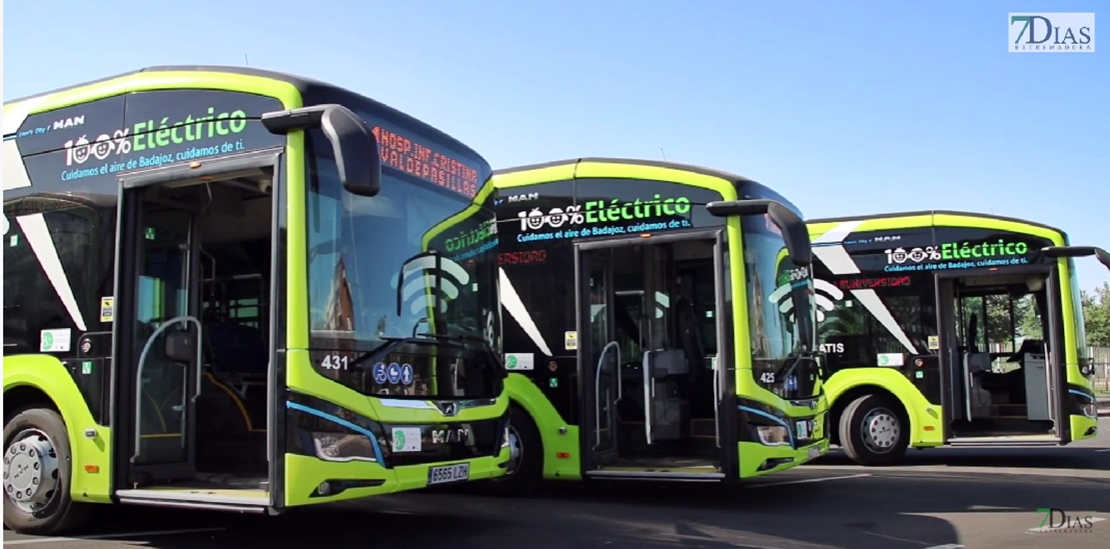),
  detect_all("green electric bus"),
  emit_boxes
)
[808,210,1109,465]
[485,158,829,494]
[2,66,510,535]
